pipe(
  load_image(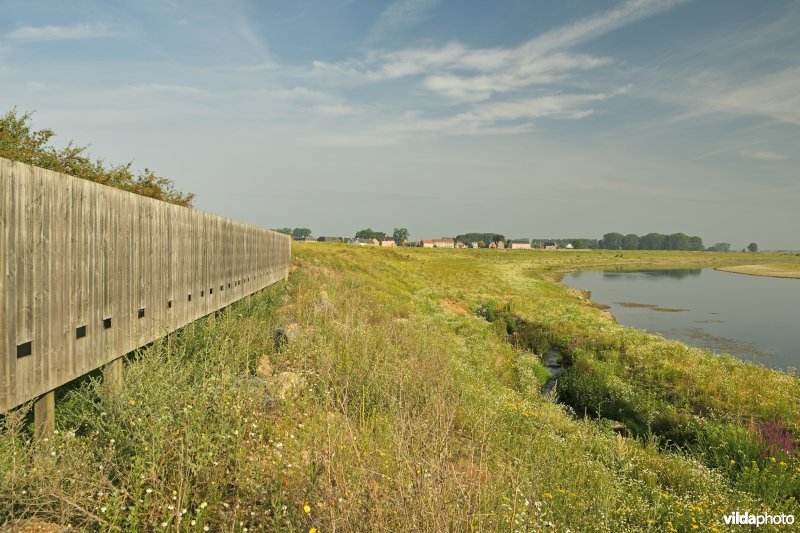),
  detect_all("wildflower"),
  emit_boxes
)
[100,507,107,513]
[200,502,208,509]
[304,503,311,514]
[130,400,136,405]
[310,529,317,533]
[146,488,153,494]
[161,522,168,527]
